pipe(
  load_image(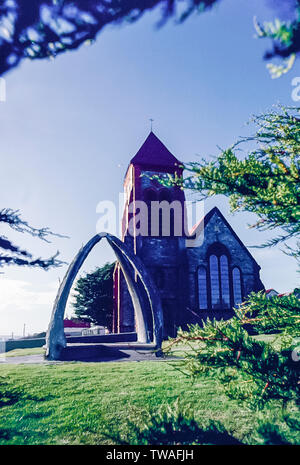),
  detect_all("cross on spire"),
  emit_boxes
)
[149,118,154,132]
